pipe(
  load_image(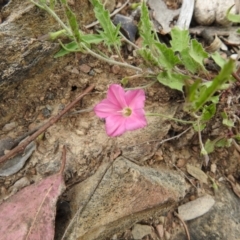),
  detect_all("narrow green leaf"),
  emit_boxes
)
[189,39,208,71]
[211,51,227,68]
[201,103,216,121]
[39,0,47,4]
[181,48,200,73]
[193,122,206,131]
[49,29,67,40]
[137,48,159,66]
[227,5,240,23]
[204,139,215,154]
[50,0,56,9]
[90,0,121,50]
[170,27,190,52]
[202,81,230,90]
[215,138,232,147]
[209,95,219,104]
[81,34,104,44]
[138,1,156,49]
[221,112,234,127]
[157,71,187,91]
[61,0,82,43]
[54,42,79,58]
[155,42,180,70]
[234,134,240,141]
[194,59,235,111]
[185,79,201,104]
[54,33,104,58]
